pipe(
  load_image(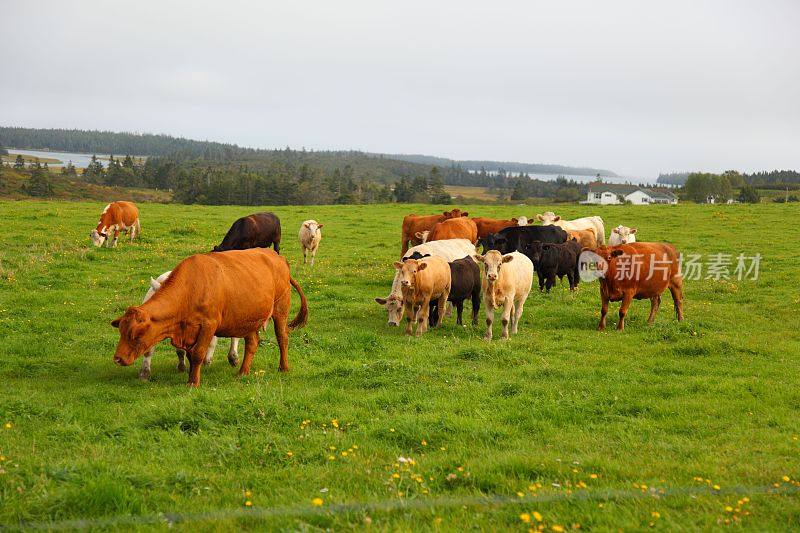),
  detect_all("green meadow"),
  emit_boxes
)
[0,200,798,530]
